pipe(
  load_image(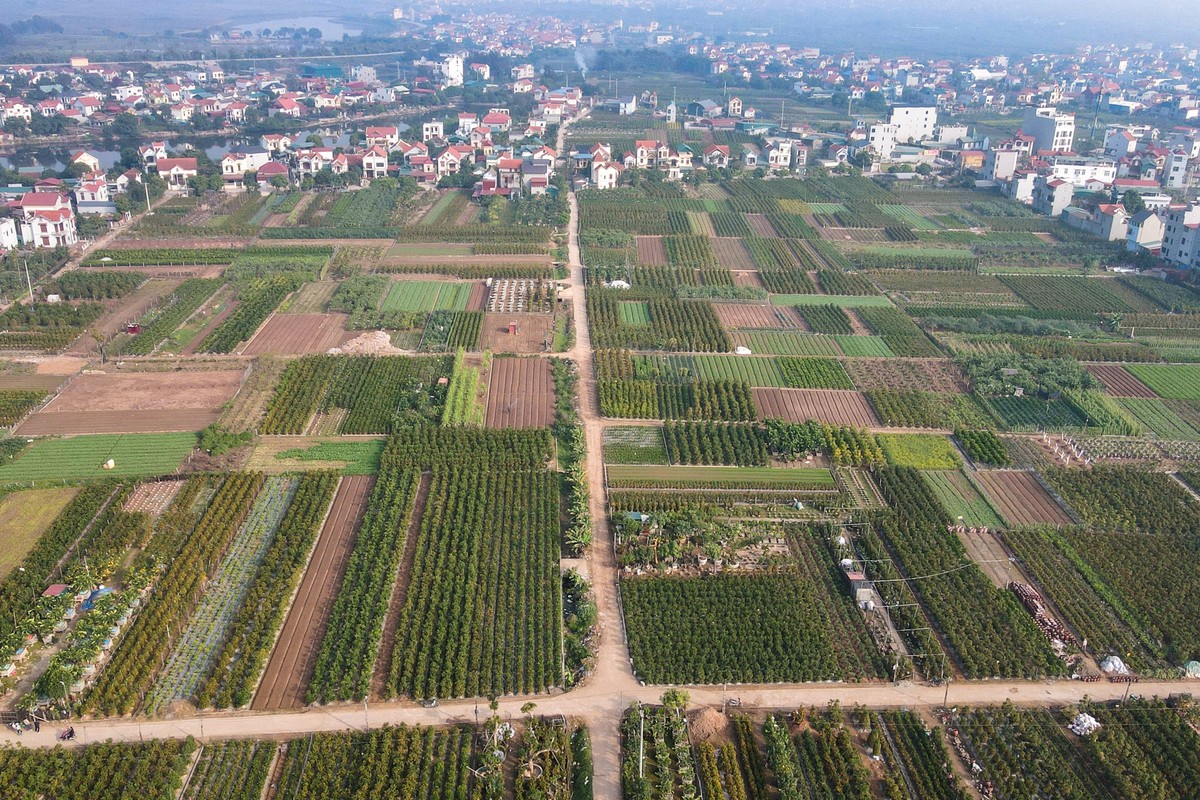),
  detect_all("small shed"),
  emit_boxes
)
[42,584,69,599]
[845,571,875,606]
